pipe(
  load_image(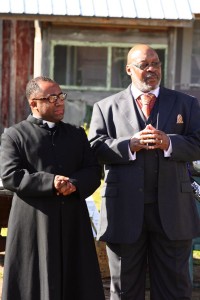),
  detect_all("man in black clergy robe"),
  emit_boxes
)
[0,76,105,300]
